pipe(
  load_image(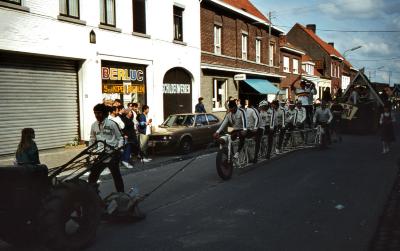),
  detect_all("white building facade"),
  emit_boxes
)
[0,0,200,155]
